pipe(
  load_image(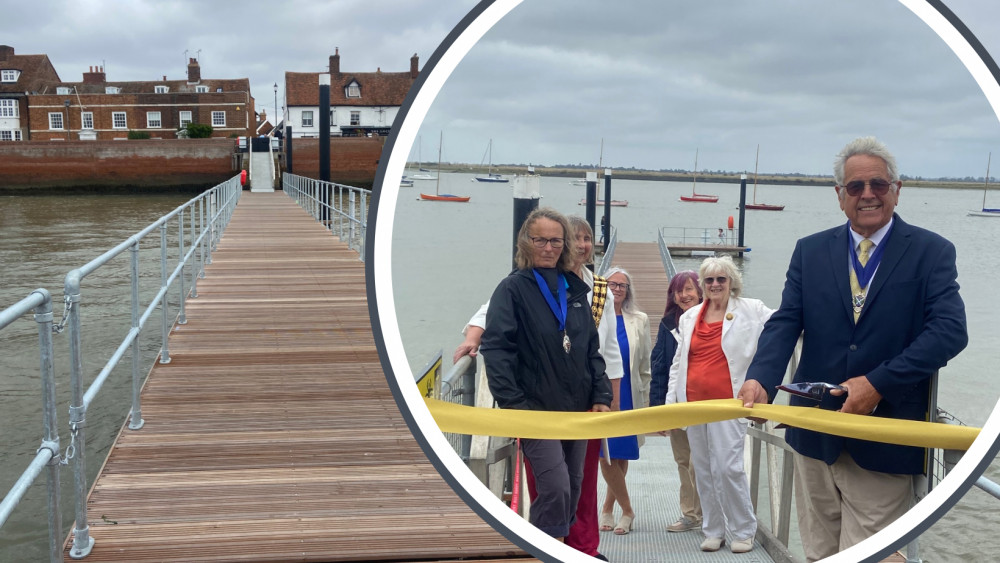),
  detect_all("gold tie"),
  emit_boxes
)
[850,239,874,322]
